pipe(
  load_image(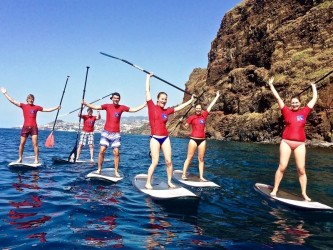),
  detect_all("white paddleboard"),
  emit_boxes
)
[254,183,333,211]
[8,157,42,168]
[173,170,220,188]
[53,157,110,165]
[133,174,197,199]
[86,168,123,182]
